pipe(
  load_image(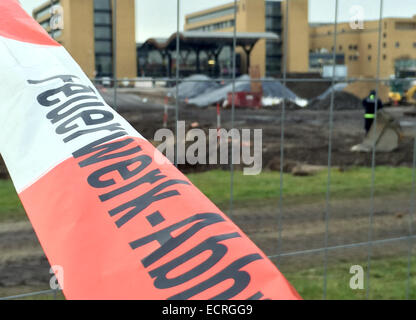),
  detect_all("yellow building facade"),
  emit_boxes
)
[184,0,310,77]
[310,16,416,78]
[33,0,137,79]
